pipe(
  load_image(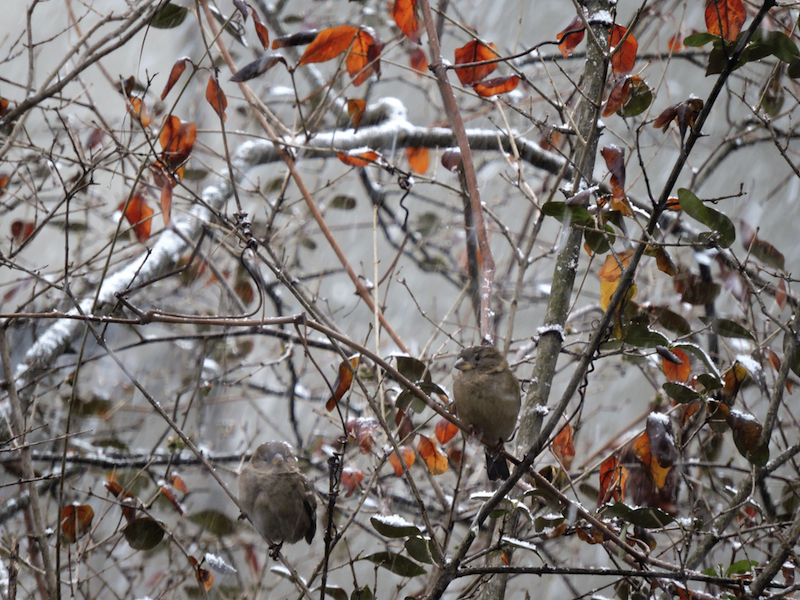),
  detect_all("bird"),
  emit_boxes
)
[238,441,317,552]
[452,345,521,480]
